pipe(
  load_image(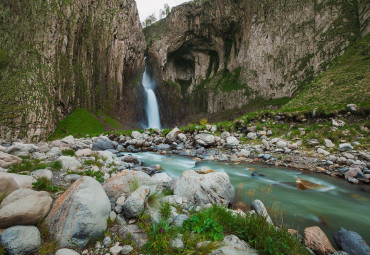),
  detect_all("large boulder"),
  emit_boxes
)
[194,134,216,147]
[0,175,19,195]
[103,170,153,199]
[5,143,38,156]
[170,170,235,206]
[304,226,336,255]
[226,136,240,147]
[210,235,258,255]
[92,138,115,151]
[123,185,150,218]
[0,189,52,228]
[46,176,111,247]
[166,127,180,142]
[0,172,35,189]
[0,226,41,255]
[333,228,370,255]
[250,200,273,225]
[57,156,82,171]
[0,152,22,168]
[0,188,37,208]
